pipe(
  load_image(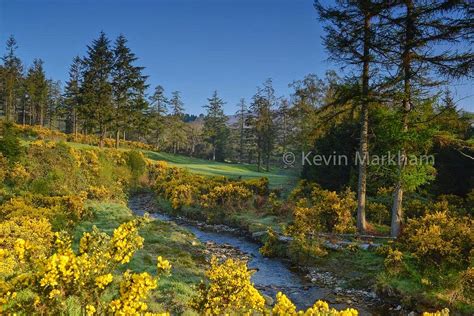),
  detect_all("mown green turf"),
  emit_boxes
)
[144,150,299,190]
[73,201,205,315]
